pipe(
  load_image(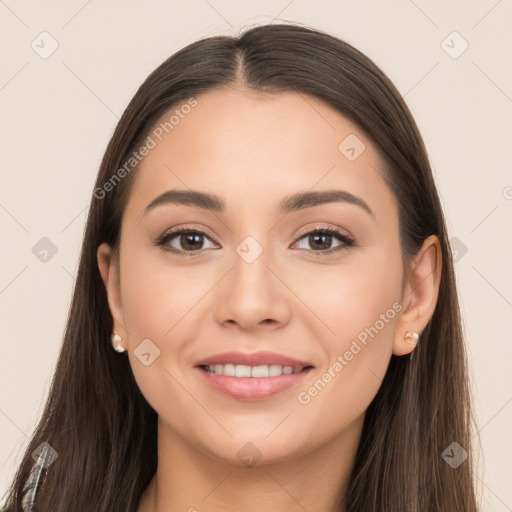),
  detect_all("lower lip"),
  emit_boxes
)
[196,366,313,401]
